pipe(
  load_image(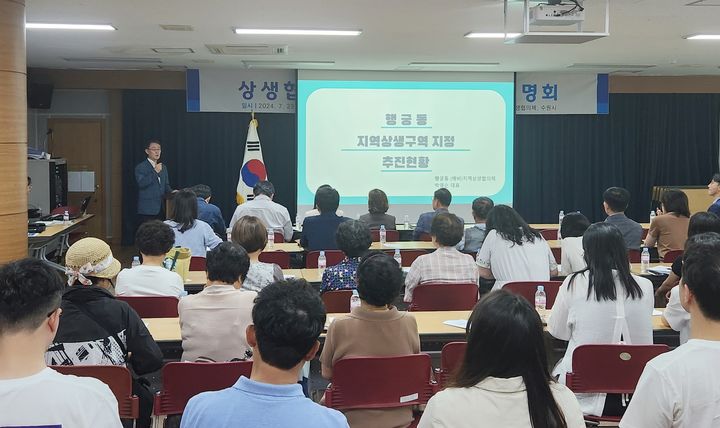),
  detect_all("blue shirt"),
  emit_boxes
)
[180,376,349,428]
[461,223,487,253]
[321,257,361,293]
[413,208,464,240]
[709,199,720,218]
[300,213,350,251]
[196,198,226,239]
